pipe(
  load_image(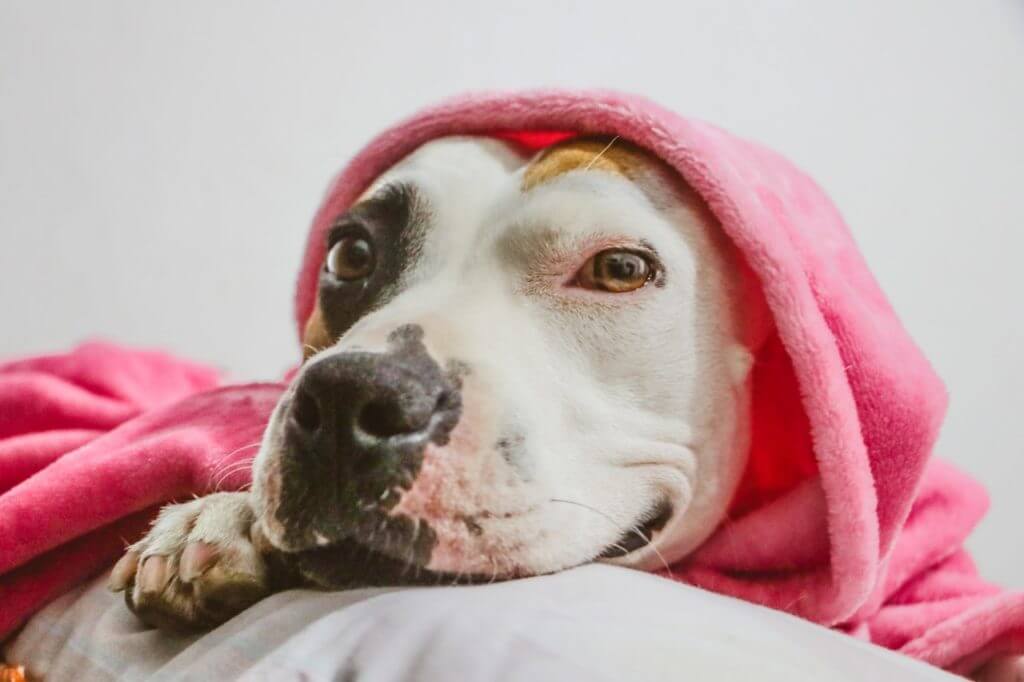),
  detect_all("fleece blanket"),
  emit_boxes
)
[1,90,1021,675]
